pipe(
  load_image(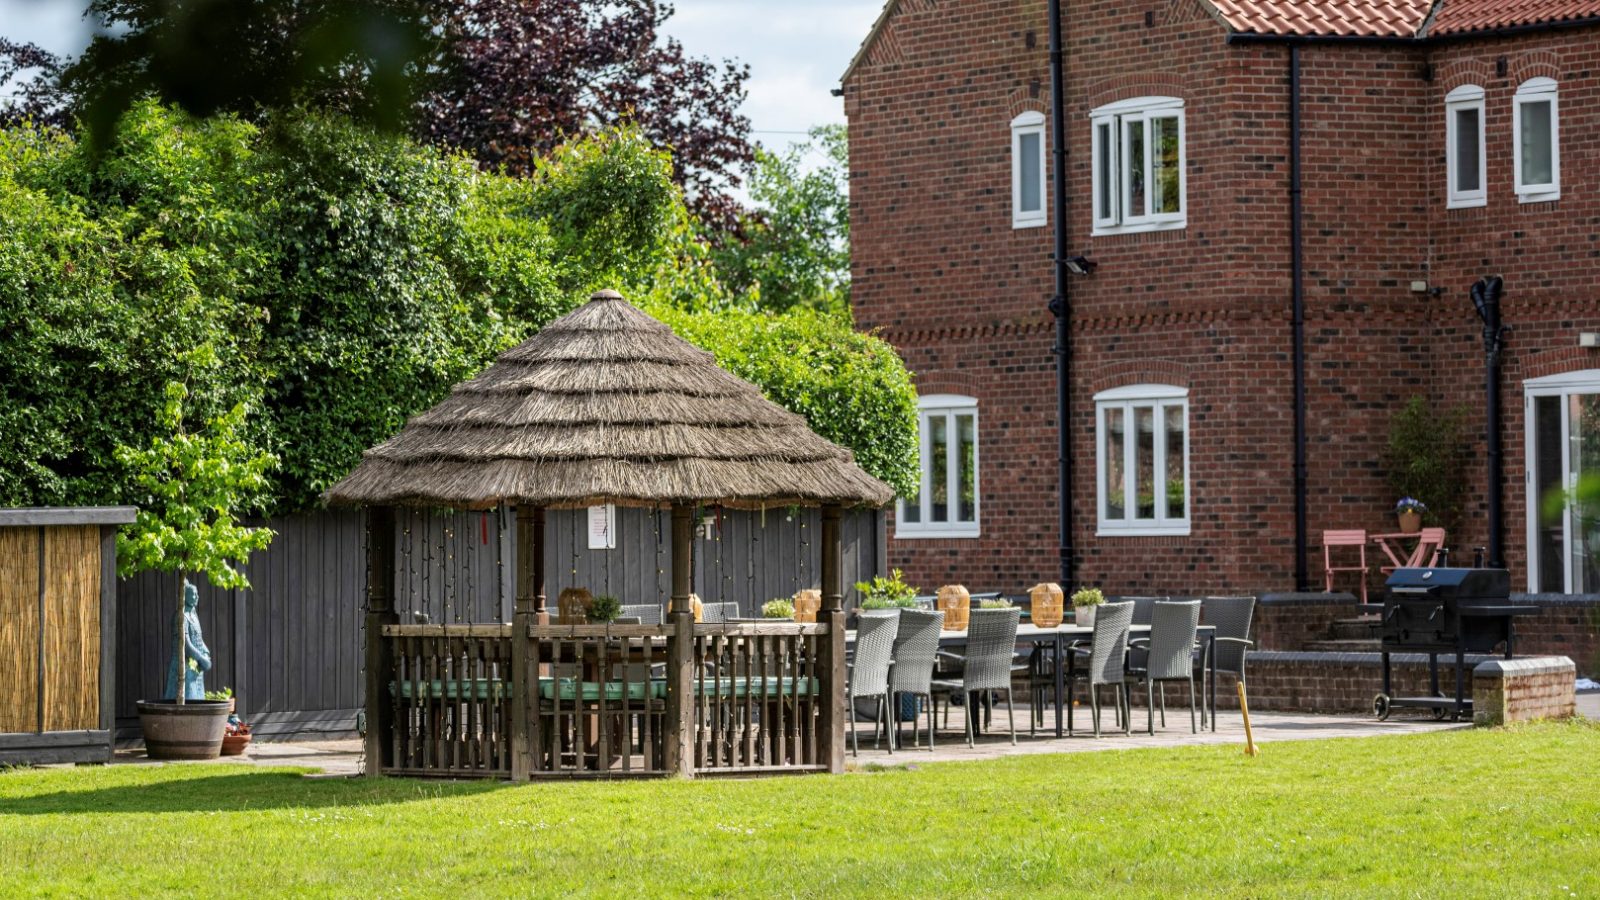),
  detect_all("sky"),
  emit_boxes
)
[0,0,886,154]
